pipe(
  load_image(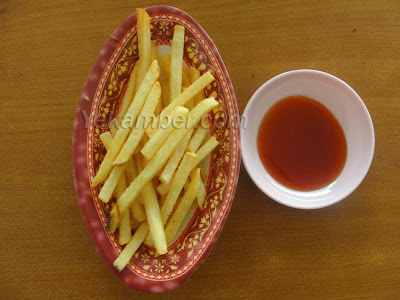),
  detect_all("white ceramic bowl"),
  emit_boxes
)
[241,70,375,209]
